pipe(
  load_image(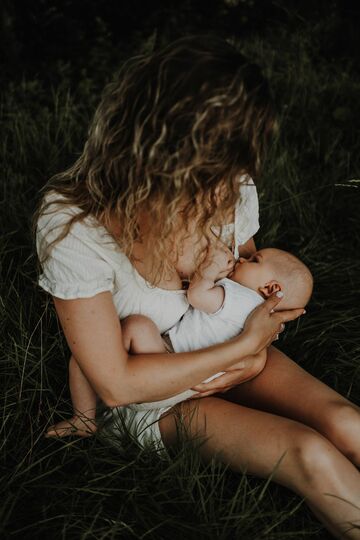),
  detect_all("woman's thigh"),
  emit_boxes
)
[218,346,360,462]
[158,398,360,539]
[158,396,345,493]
